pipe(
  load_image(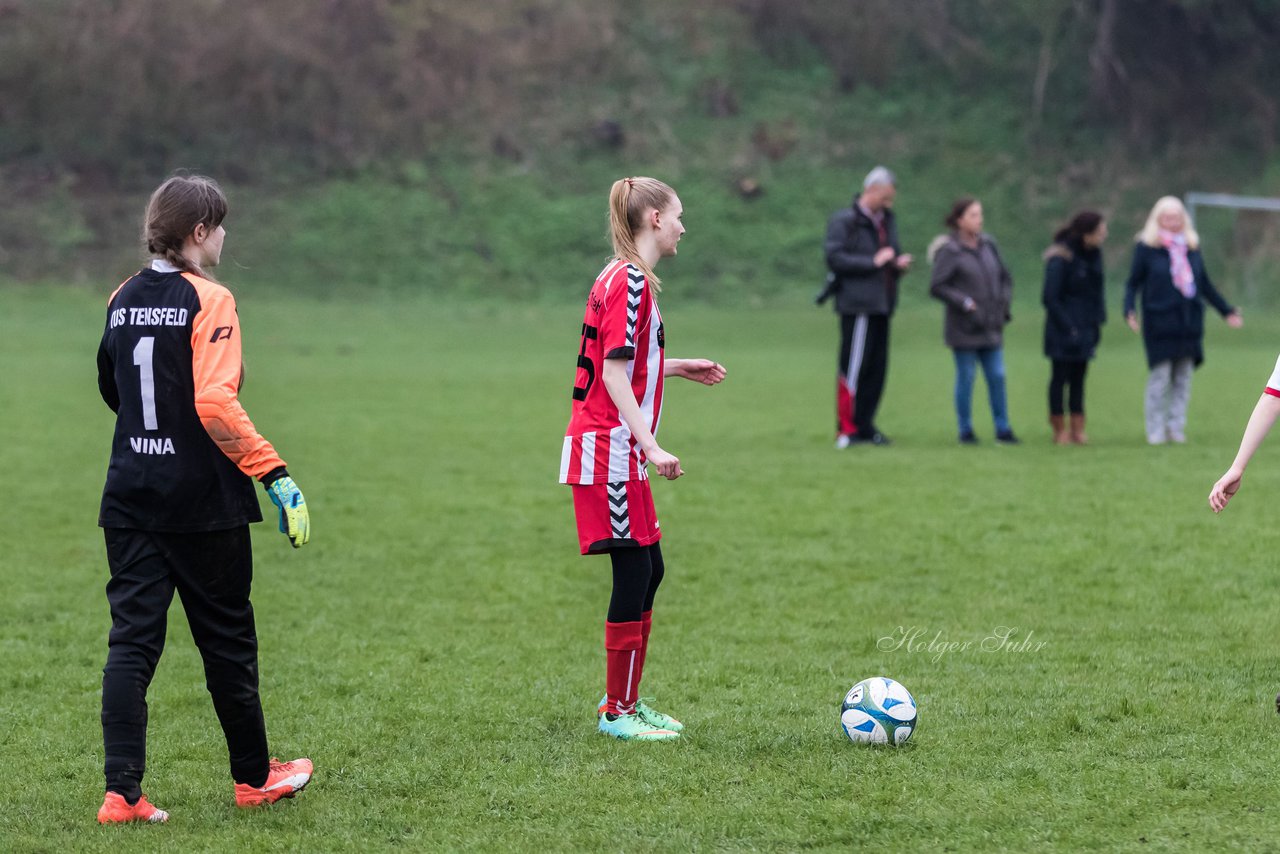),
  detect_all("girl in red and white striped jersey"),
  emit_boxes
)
[560,177,726,740]
[1209,356,1280,712]
[1209,356,1280,514]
